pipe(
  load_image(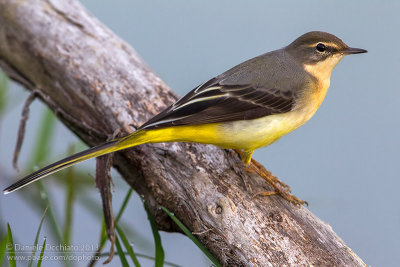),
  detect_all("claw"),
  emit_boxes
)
[252,191,277,198]
[253,190,309,206]
[235,149,307,206]
[249,158,291,192]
